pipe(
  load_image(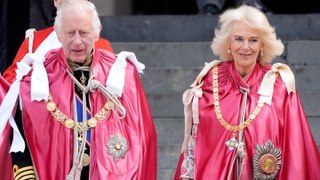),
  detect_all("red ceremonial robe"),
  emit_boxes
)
[175,61,320,180]
[19,48,157,179]
[3,26,113,84]
[0,76,14,180]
